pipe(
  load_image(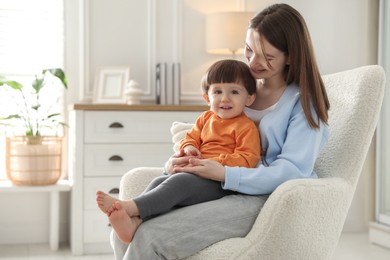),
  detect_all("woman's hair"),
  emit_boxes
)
[249,3,330,128]
[201,59,257,95]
